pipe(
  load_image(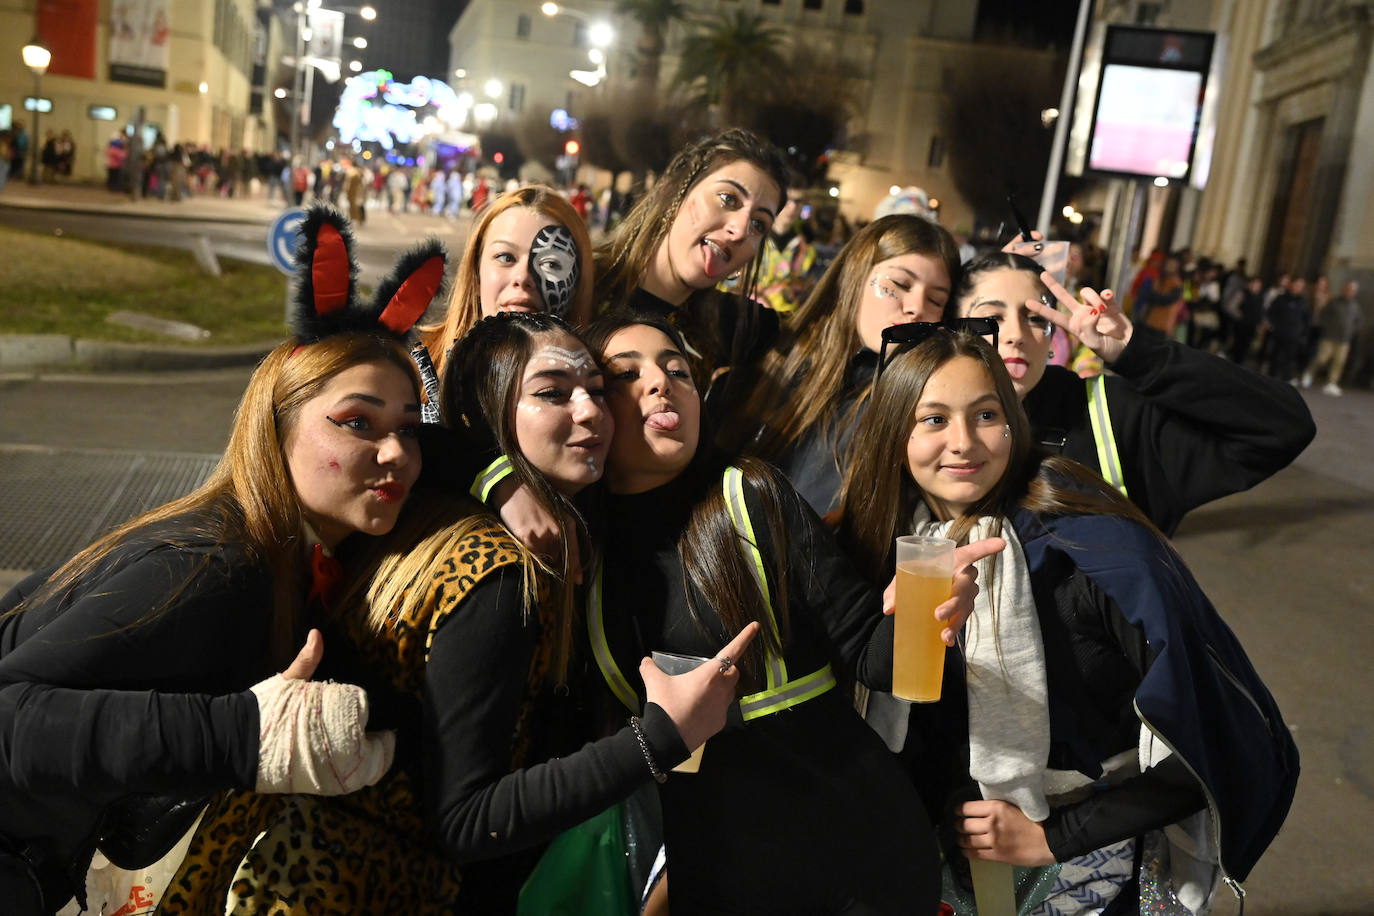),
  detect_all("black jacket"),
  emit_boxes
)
[0,524,270,912]
[1022,326,1315,535]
